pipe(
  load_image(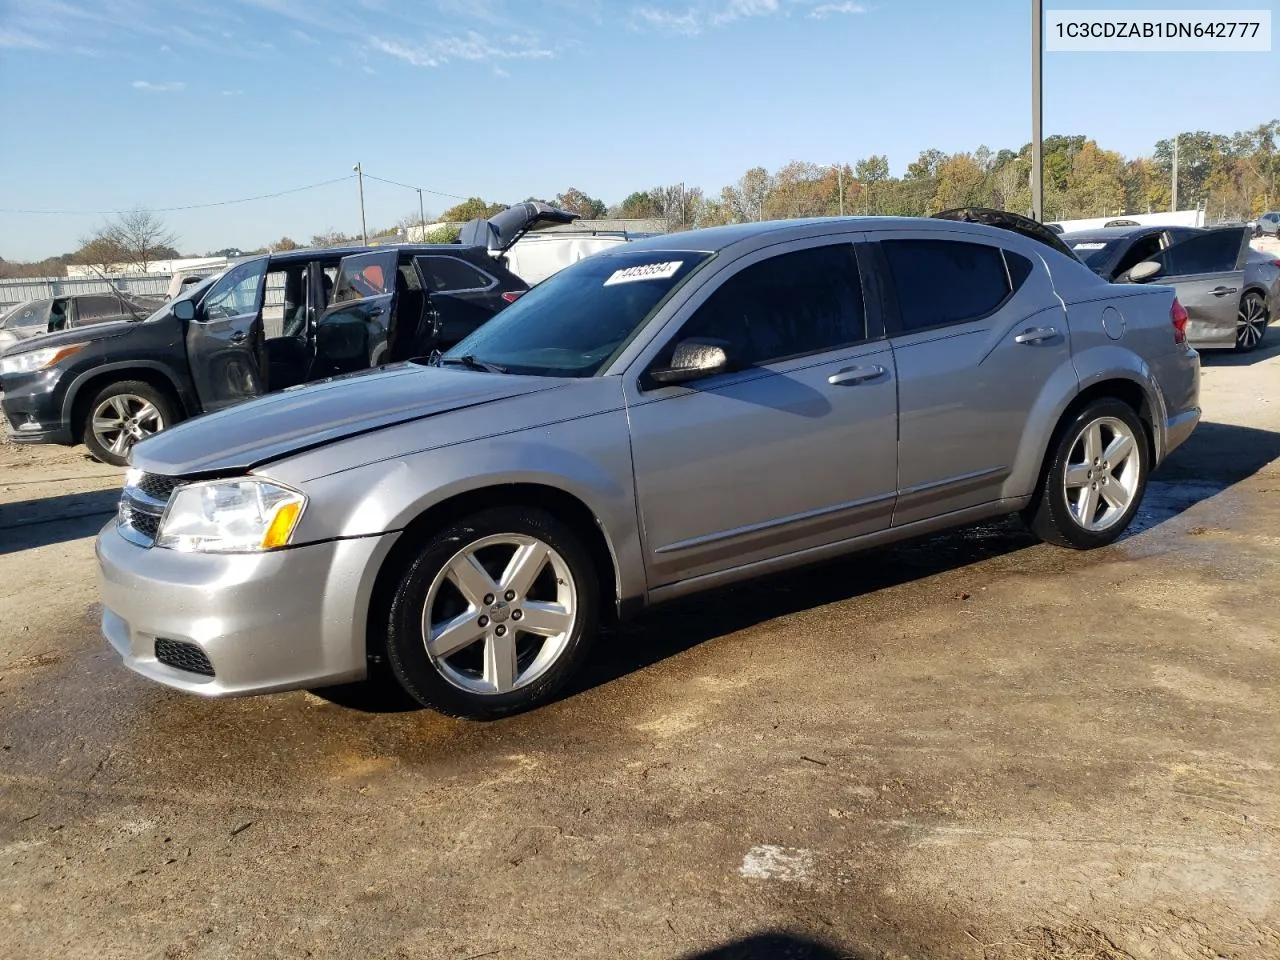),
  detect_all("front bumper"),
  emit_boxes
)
[95,519,400,697]
[1,372,74,444]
